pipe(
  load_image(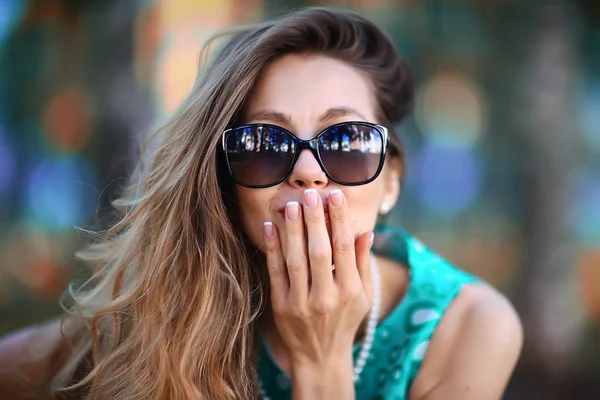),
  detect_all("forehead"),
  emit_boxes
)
[243,54,378,132]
